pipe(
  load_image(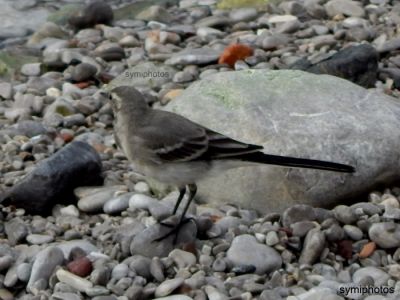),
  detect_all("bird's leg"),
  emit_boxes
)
[159,186,187,228]
[153,184,197,243]
[173,187,187,215]
[179,183,197,223]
